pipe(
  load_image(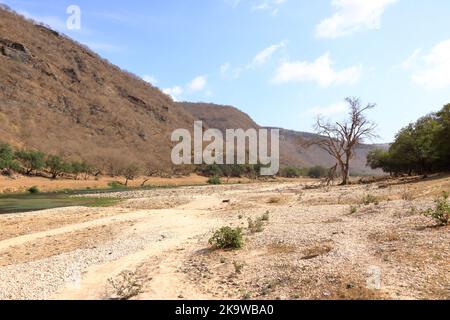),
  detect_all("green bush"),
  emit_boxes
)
[207,176,222,185]
[279,166,305,178]
[423,192,450,226]
[28,186,39,194]
[108,181,124,189]
[307,166,328,179]
[208,226,243,249]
